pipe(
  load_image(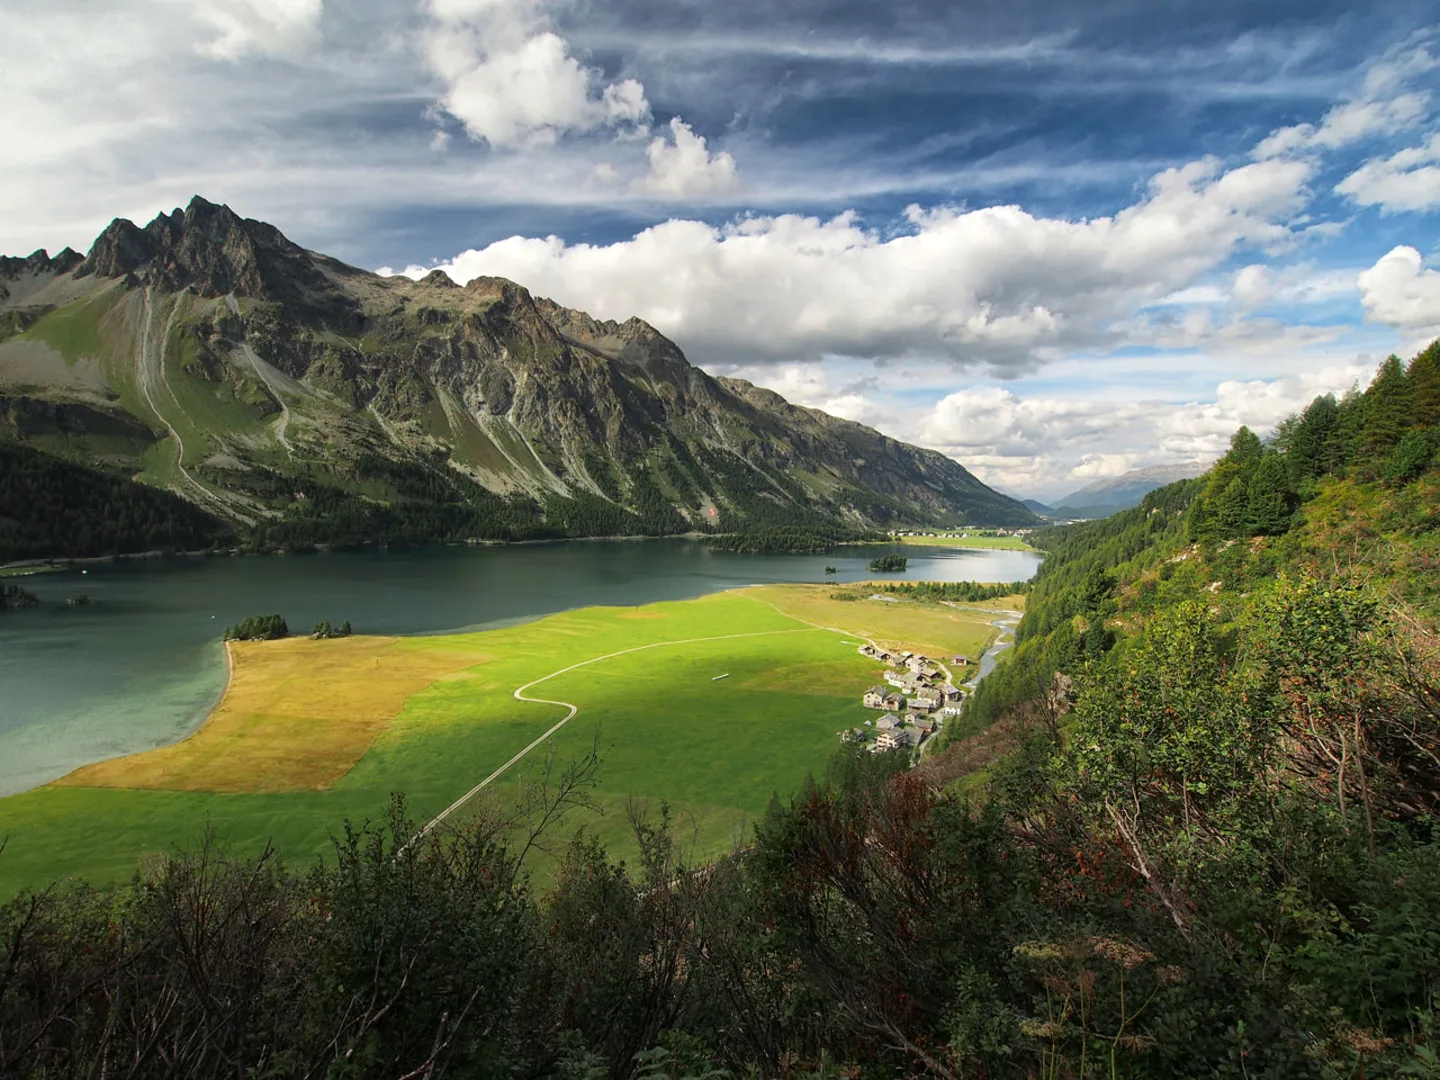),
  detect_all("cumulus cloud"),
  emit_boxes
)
[424,0,649,147]
[908,361,1374,495]
[1337,132,1440,213]
[386,155,1313,372]
[188,0,324,60]
[636,118,739,197]
[1357,245,1440,337]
